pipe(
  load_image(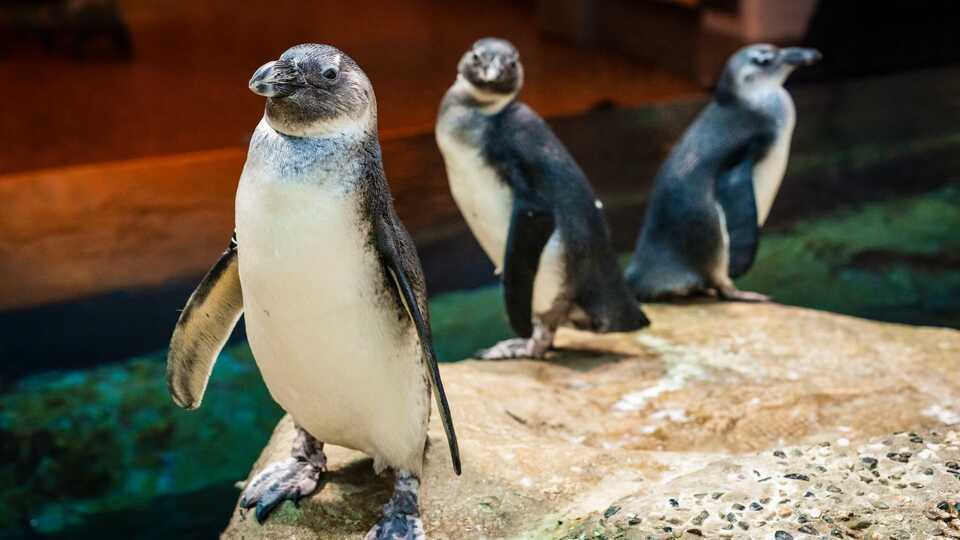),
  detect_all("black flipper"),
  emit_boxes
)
[167,234,243,409]
[376,216,462,476]
[715,158,760,279]
[502,201,555,338]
